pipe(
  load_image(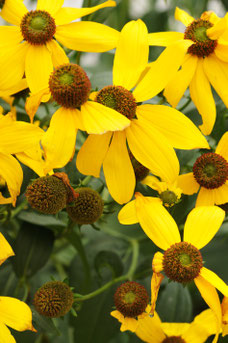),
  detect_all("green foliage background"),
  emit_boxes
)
[1,0,228,342]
